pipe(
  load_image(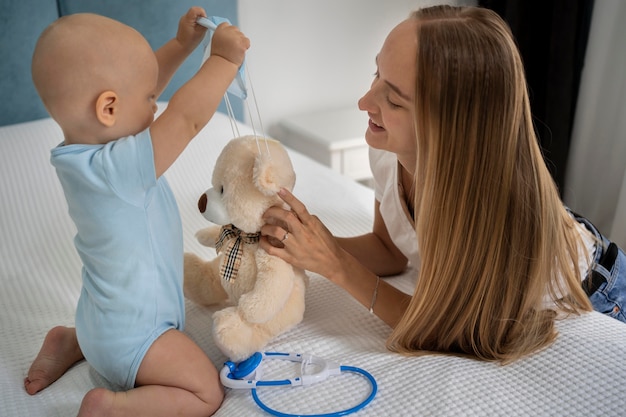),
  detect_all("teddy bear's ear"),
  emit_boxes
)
[253,151,295,196]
